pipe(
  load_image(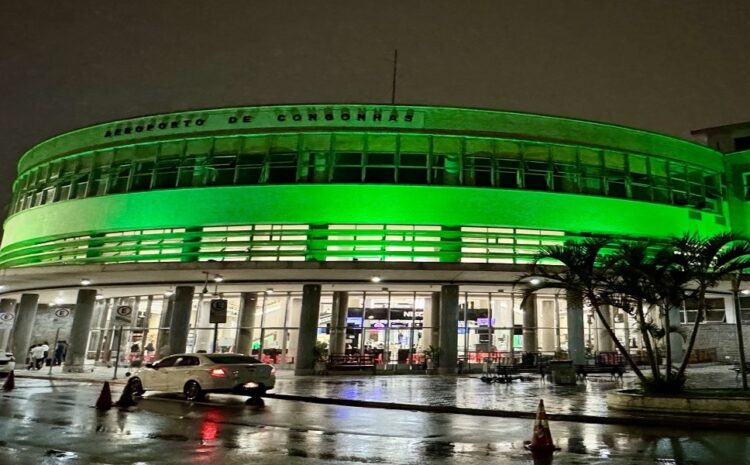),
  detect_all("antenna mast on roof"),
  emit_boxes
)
[391,49,398,105]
